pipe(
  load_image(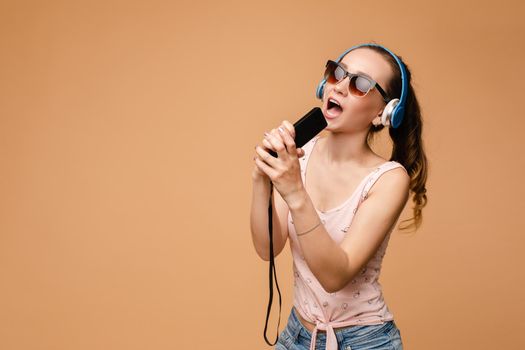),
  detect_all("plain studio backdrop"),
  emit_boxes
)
[1,0,524,349]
